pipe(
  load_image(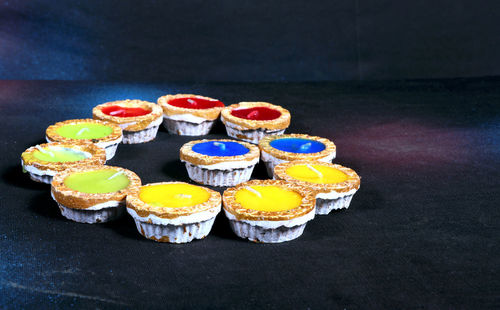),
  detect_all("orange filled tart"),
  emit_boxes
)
[158,94,224,136]
[21,142,106,184]
[126,182,221,243]
[274,161,360,214]
[51,165,141,223]
[221,102,291,144]
[46,119,123,160]
[93,99,163,144]
[180,139,260,187]
[222,180,315,243]
[258,134,336,177]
